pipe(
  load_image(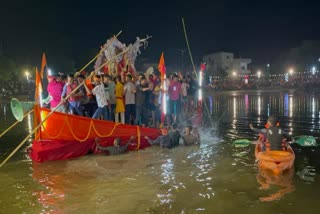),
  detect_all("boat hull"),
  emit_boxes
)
[255,143,295,174]
[29,108,160,162]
